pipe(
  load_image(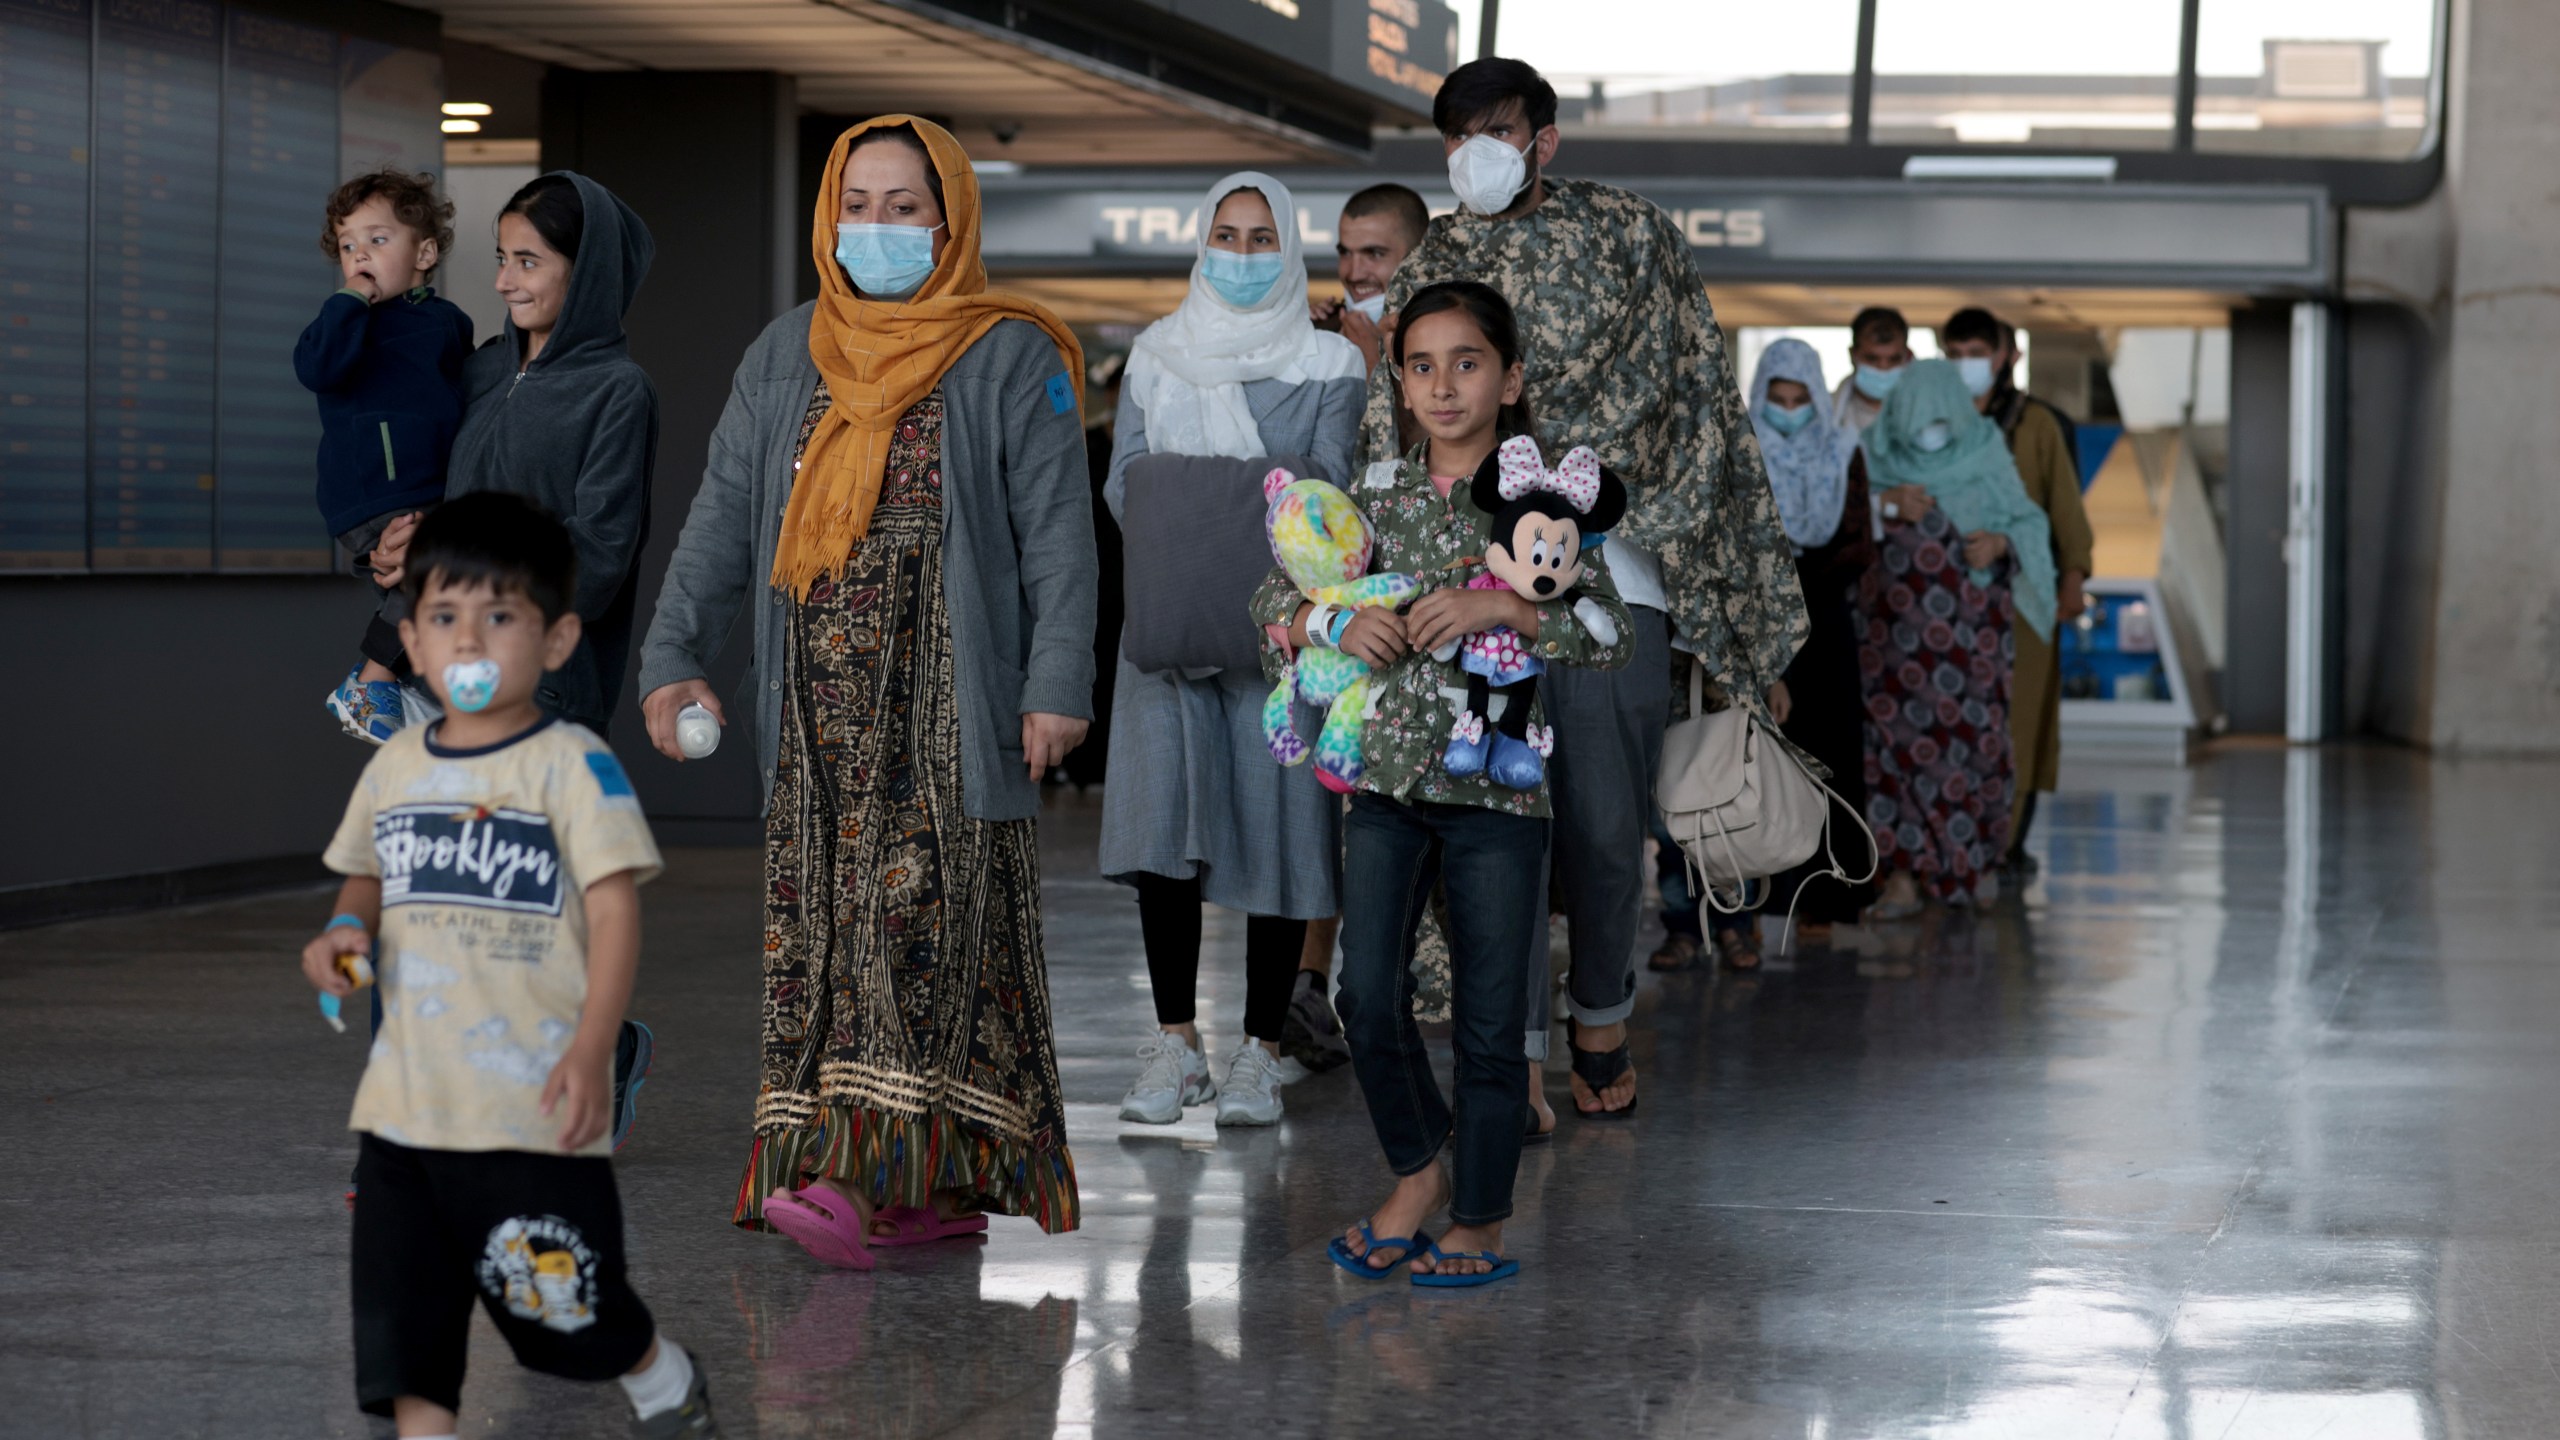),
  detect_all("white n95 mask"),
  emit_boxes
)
[1447,134,1529,216]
